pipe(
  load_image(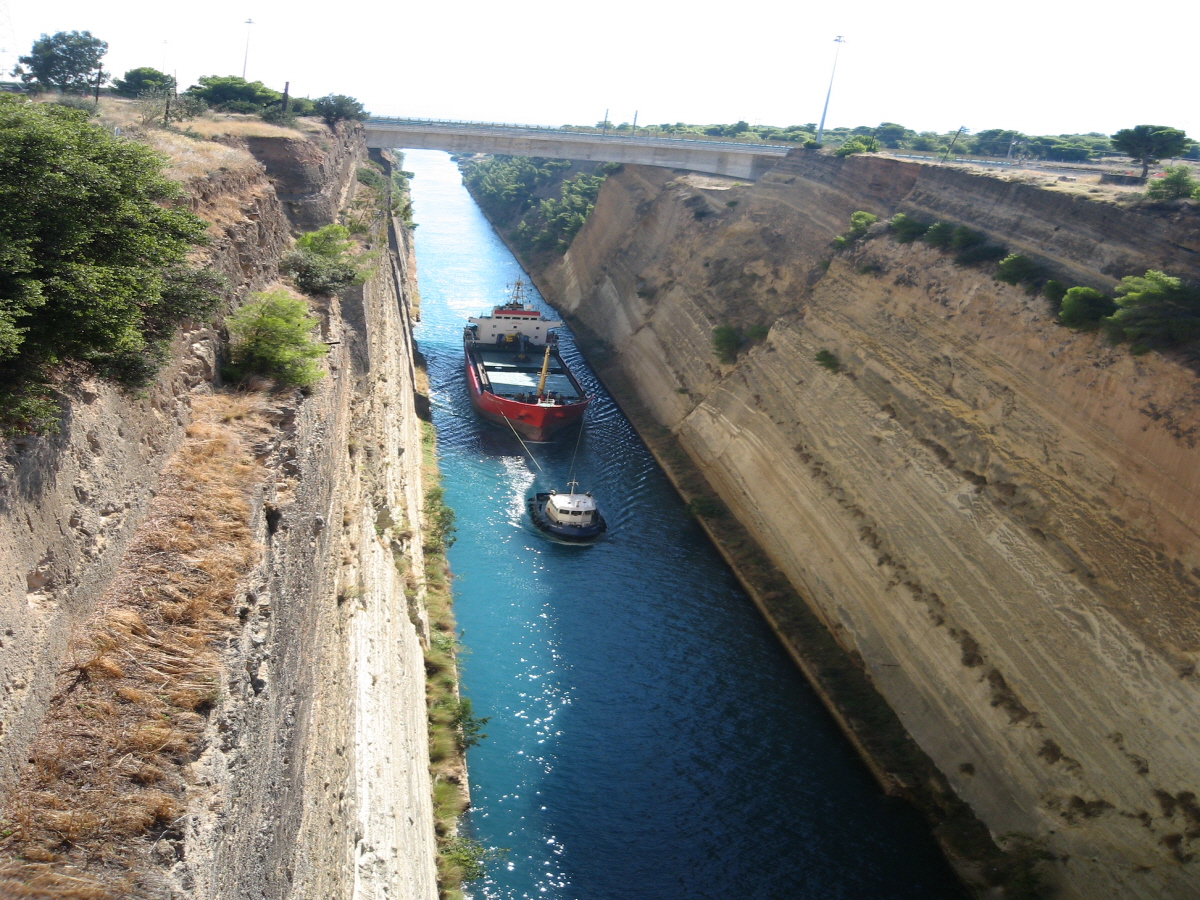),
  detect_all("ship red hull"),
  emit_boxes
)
[464,352,588,441]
